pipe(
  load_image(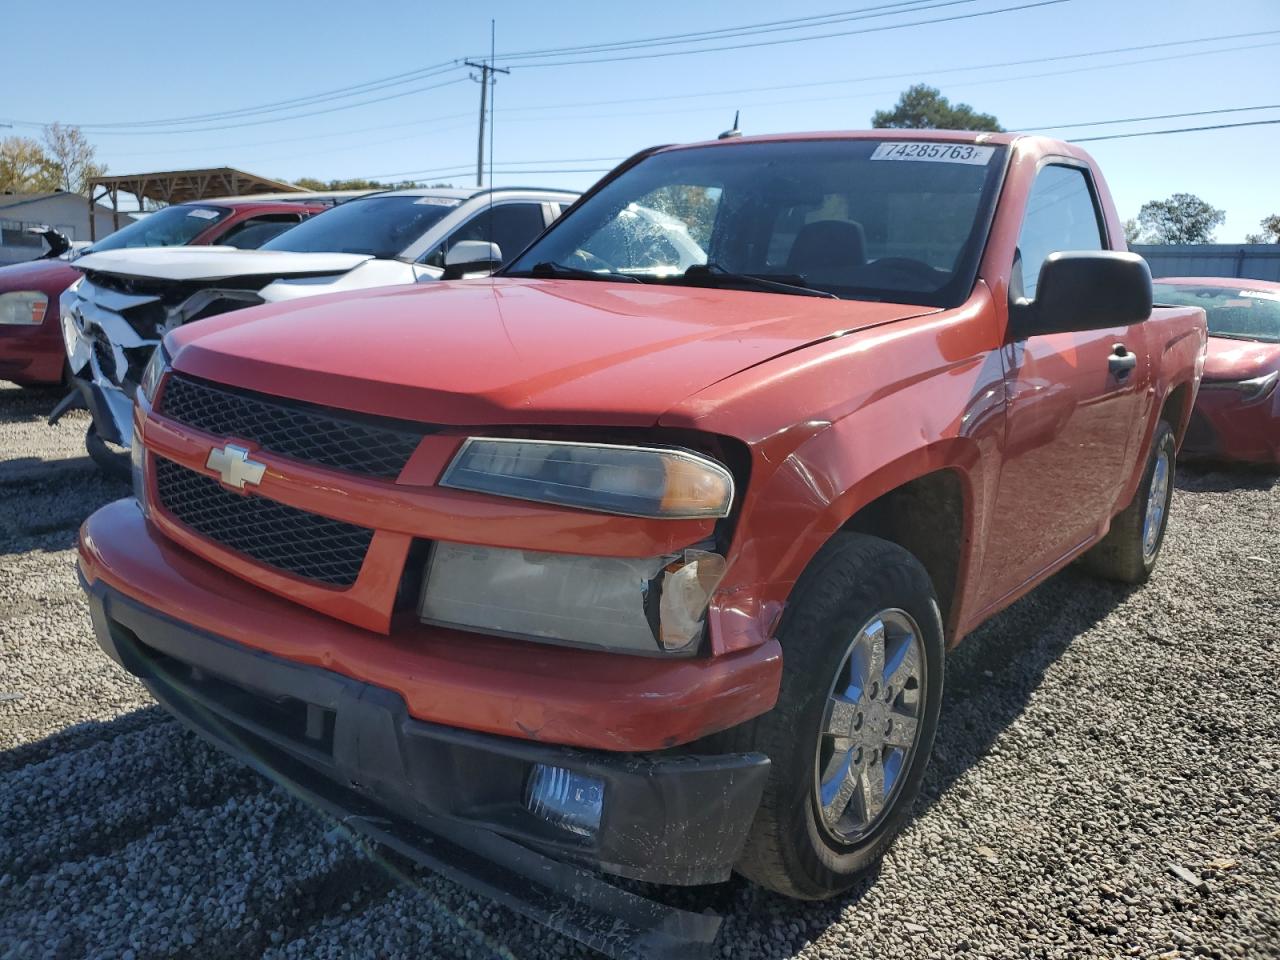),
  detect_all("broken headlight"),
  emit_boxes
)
[419,542,727,655]
[440,438,734,519]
